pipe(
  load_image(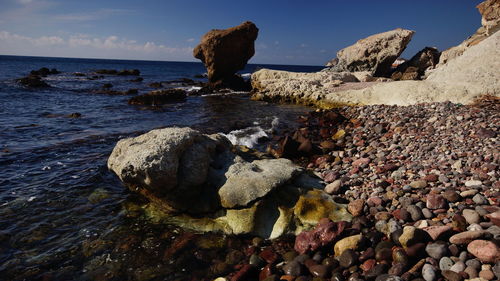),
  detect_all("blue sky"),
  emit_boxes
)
[0,0,484,65]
